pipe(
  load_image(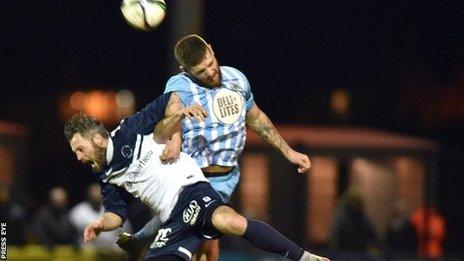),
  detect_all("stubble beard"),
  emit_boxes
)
[91,144,107,173]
